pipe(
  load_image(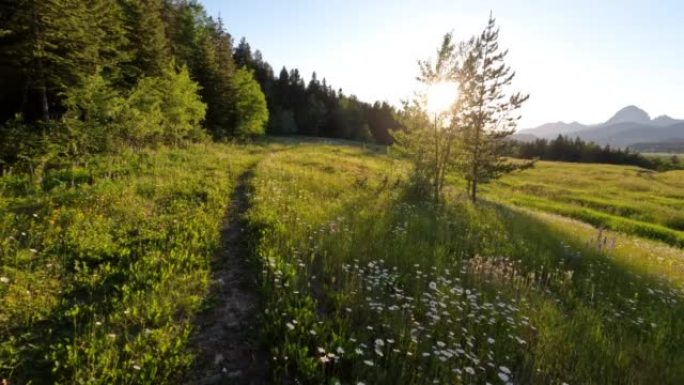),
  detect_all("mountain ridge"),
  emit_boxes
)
[516,106,684,148]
